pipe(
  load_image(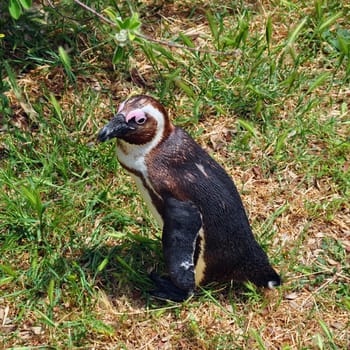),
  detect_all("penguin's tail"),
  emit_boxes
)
[267,277,281,289]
